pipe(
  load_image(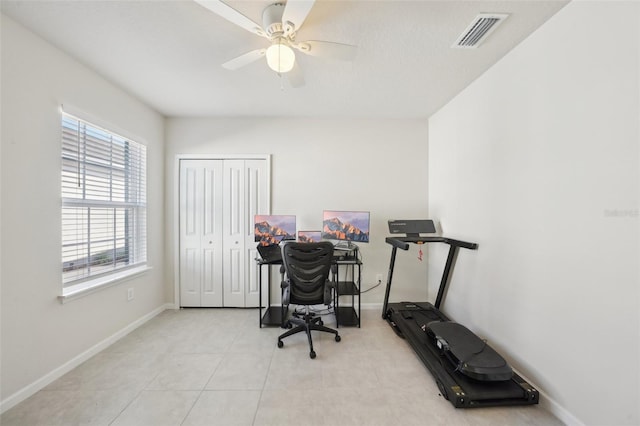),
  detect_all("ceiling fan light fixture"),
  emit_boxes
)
[266,41,295,73]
